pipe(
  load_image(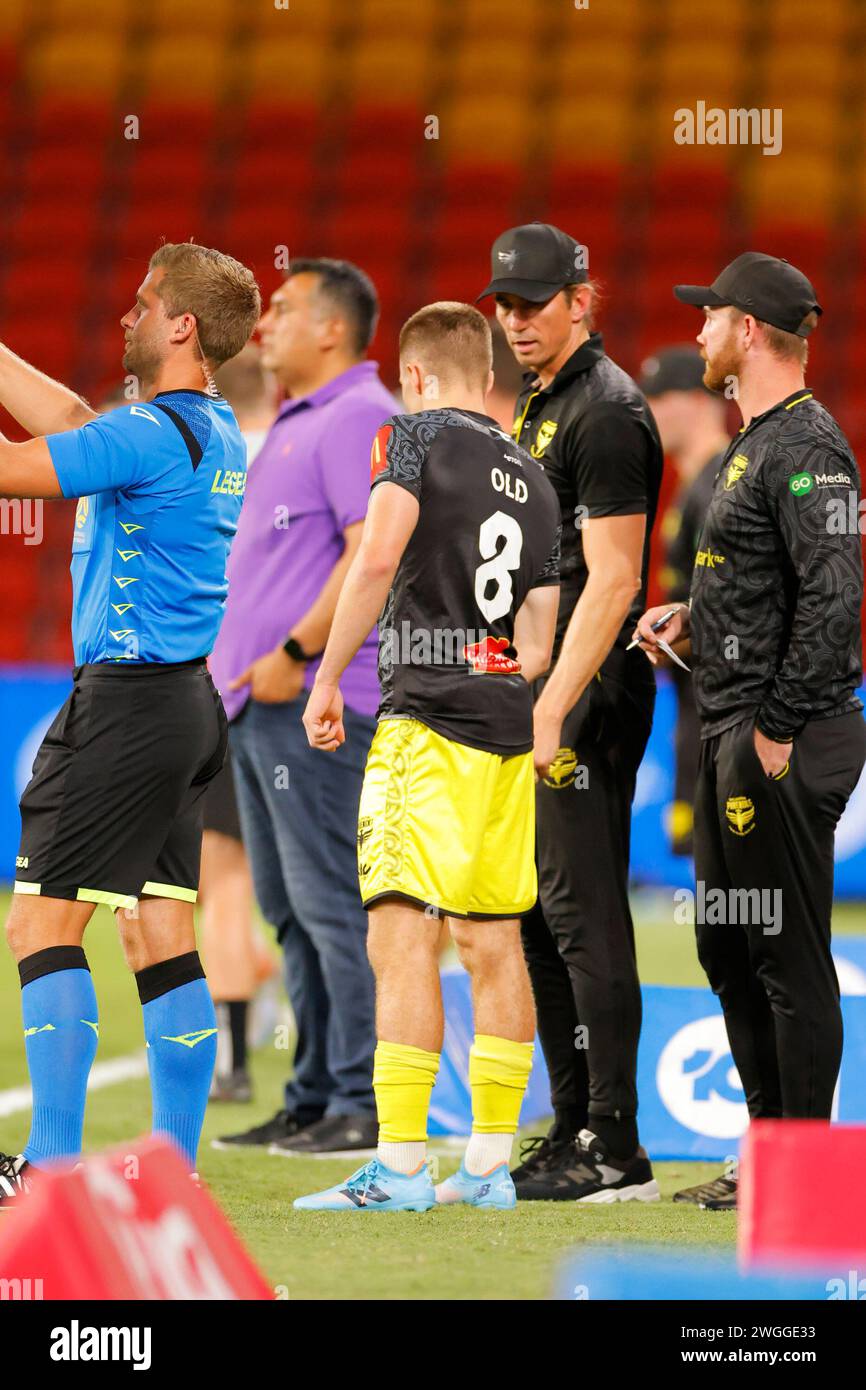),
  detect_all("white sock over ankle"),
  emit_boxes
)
[378,1141,426,1174]
[464,1132,513,1176]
